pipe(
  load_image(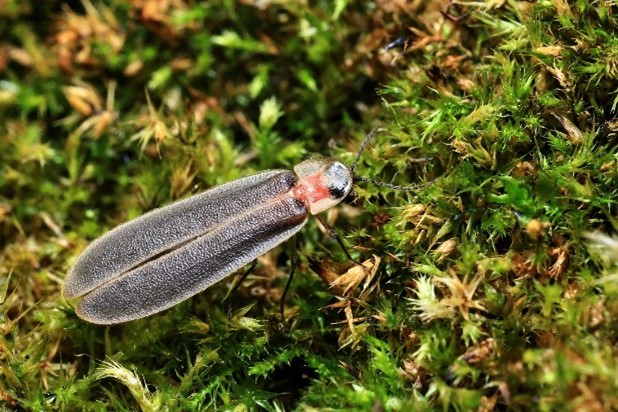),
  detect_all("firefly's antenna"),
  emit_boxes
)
[350,127,382,175]
[350,128,426,192]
